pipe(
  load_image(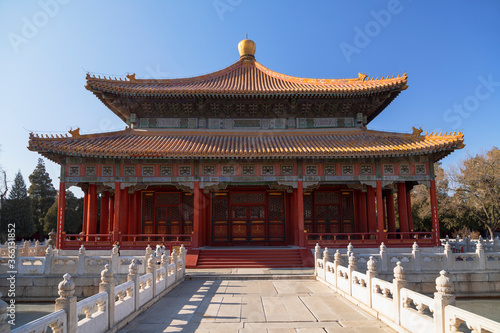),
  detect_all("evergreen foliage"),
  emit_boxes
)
[28,158,57,236]
[1,171,33,238]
